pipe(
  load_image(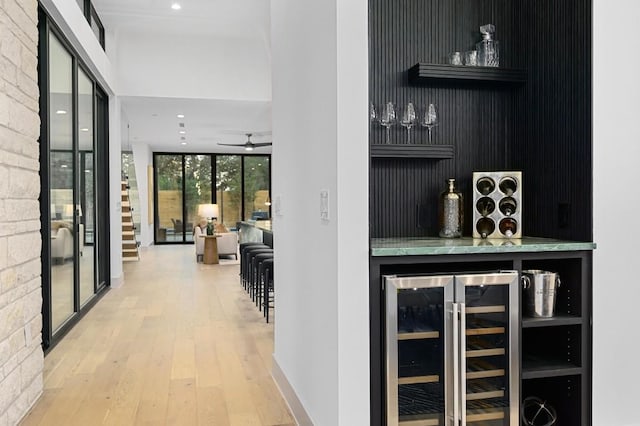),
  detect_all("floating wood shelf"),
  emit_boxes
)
[522,356,583,379]
[522,314,583,328]
[370,144,454,159]
[408,63,527,86]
